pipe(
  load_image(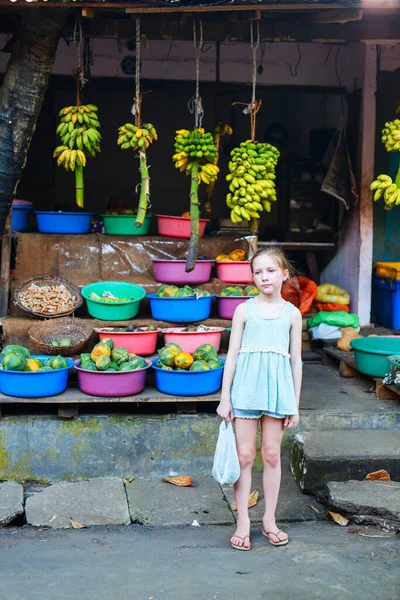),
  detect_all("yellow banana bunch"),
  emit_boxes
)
[199,163,219,185]
[225,141,279,224]
[370,174,400,208]
[55,104,101,162]
[173,128,218,176]
[117,122,158,151]
[381,120,400,152]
